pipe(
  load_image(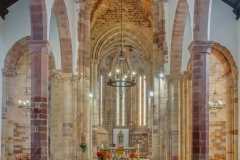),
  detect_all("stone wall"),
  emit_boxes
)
[209,55,226,158]
[13,53,31,156]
